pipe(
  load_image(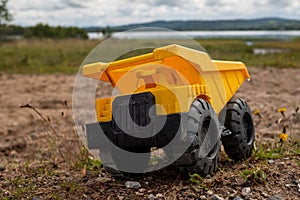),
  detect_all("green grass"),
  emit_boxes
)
[1,38,300,74]
[241,168,267,184]
[197,39,300,68]
[0,39,99,74]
